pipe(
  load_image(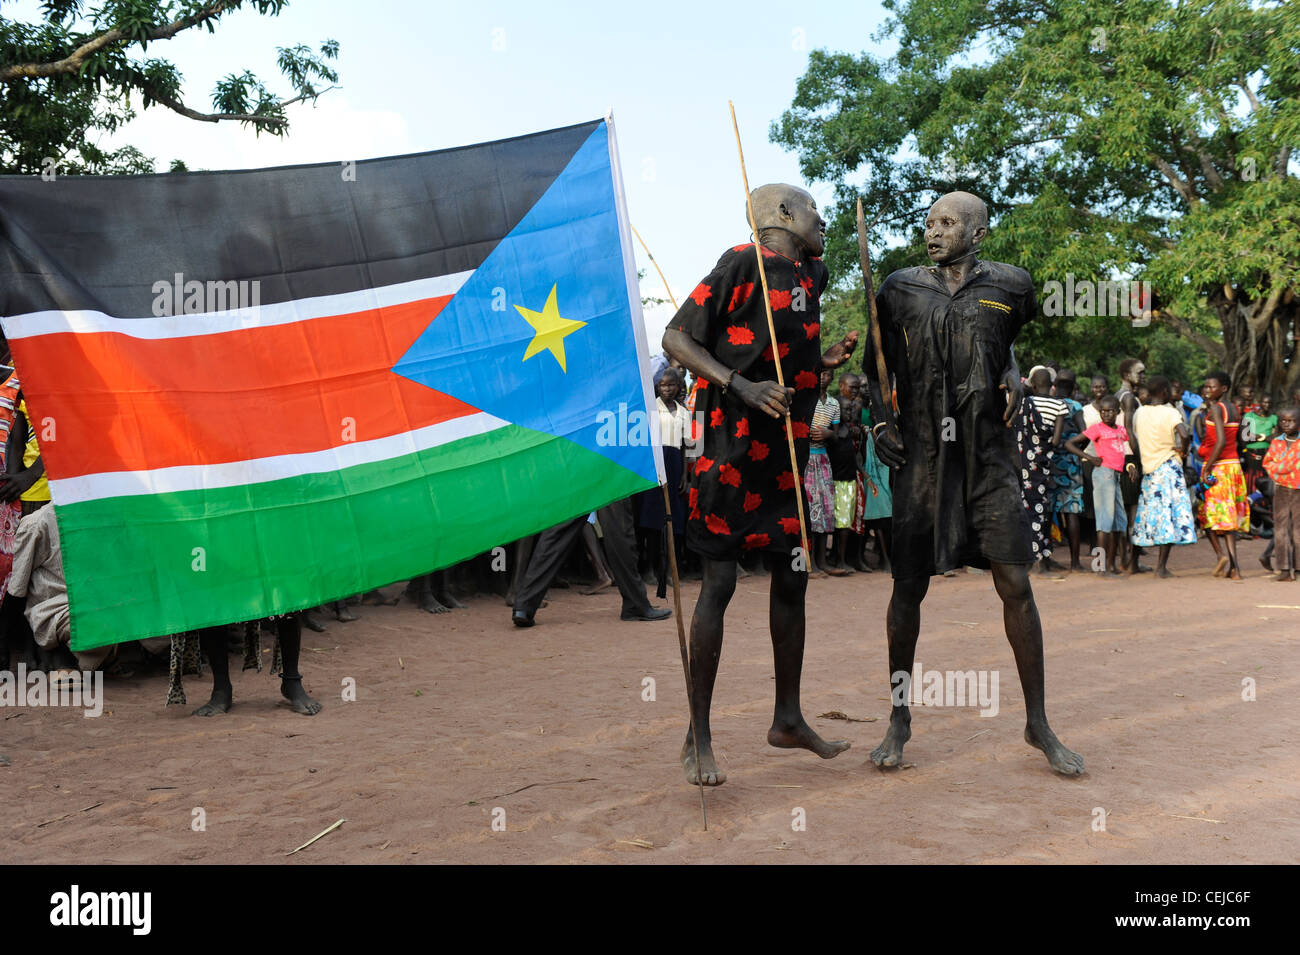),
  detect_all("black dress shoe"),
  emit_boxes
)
[620,606,672,622]
[511,610,535,628]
